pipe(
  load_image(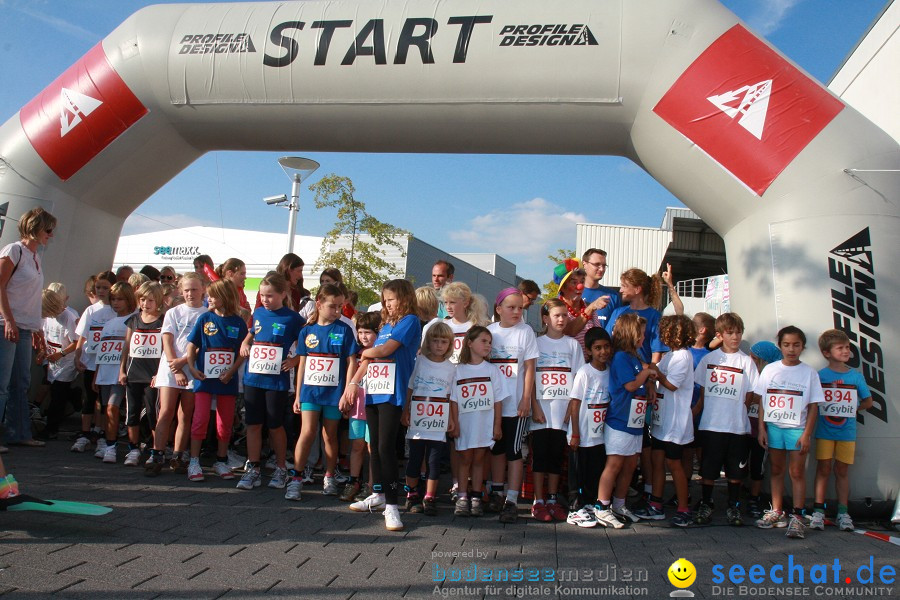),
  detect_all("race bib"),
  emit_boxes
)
[763,389,803,427]
[747,402,759,419]
[491,358,519,380]
[587,403,608,439]
[204,349,234,379]
[627,396,648,429]
[95,338,123,365]
[85,326,104,354]
[366,360,396,395]
[704,365,744,401]
[409,397,449,435]
[304,353,340,387]
[820,383,858,418]
[450,333,465,364]
[650,392,663,430]
[248,343,283,375]
[456,377,494,414]
[536,367,572,401]
[130,330,162,359]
